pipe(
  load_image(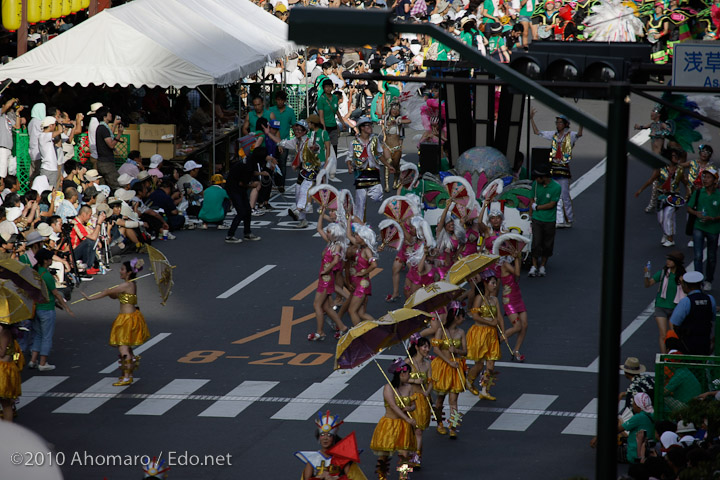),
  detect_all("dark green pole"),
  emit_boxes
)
[597,82,630,479]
